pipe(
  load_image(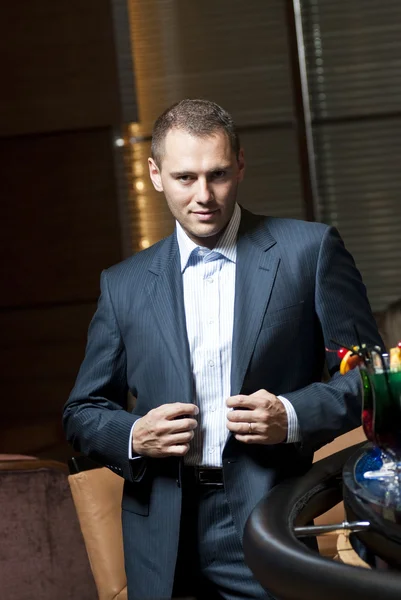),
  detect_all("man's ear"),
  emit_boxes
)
[148,158,163,192]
